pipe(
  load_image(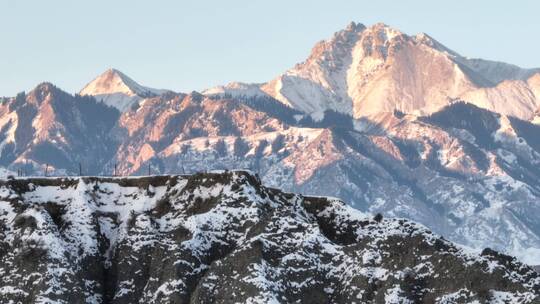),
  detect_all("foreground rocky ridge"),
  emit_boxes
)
[0,171,539,303]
